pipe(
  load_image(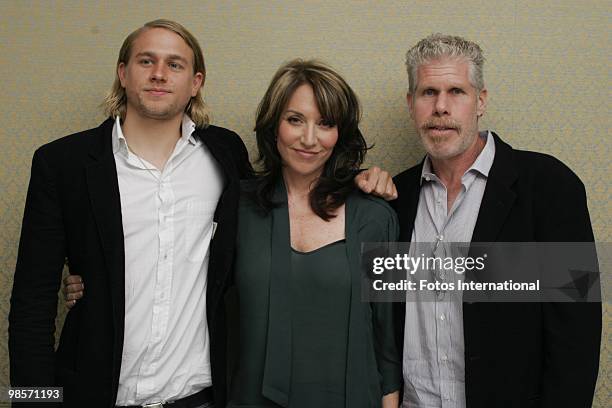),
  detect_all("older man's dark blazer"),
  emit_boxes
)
[9,118,252,407]
[390,133,601,408]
